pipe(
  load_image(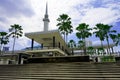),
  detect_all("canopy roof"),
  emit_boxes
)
[25,30,68,49]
